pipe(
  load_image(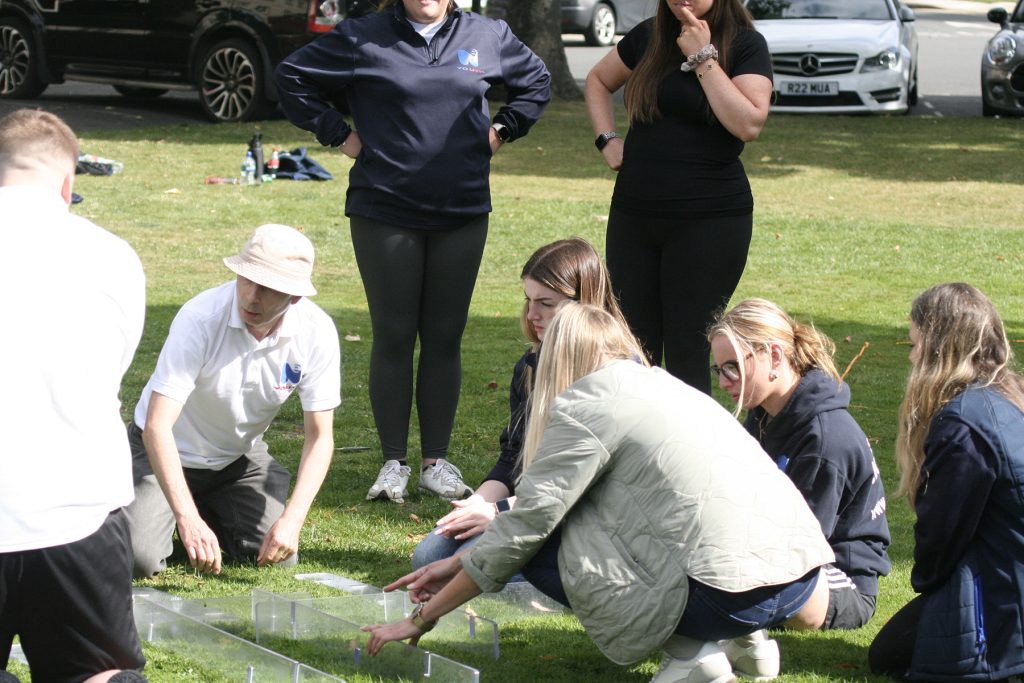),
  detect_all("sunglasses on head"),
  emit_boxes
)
[710,353,752,382]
